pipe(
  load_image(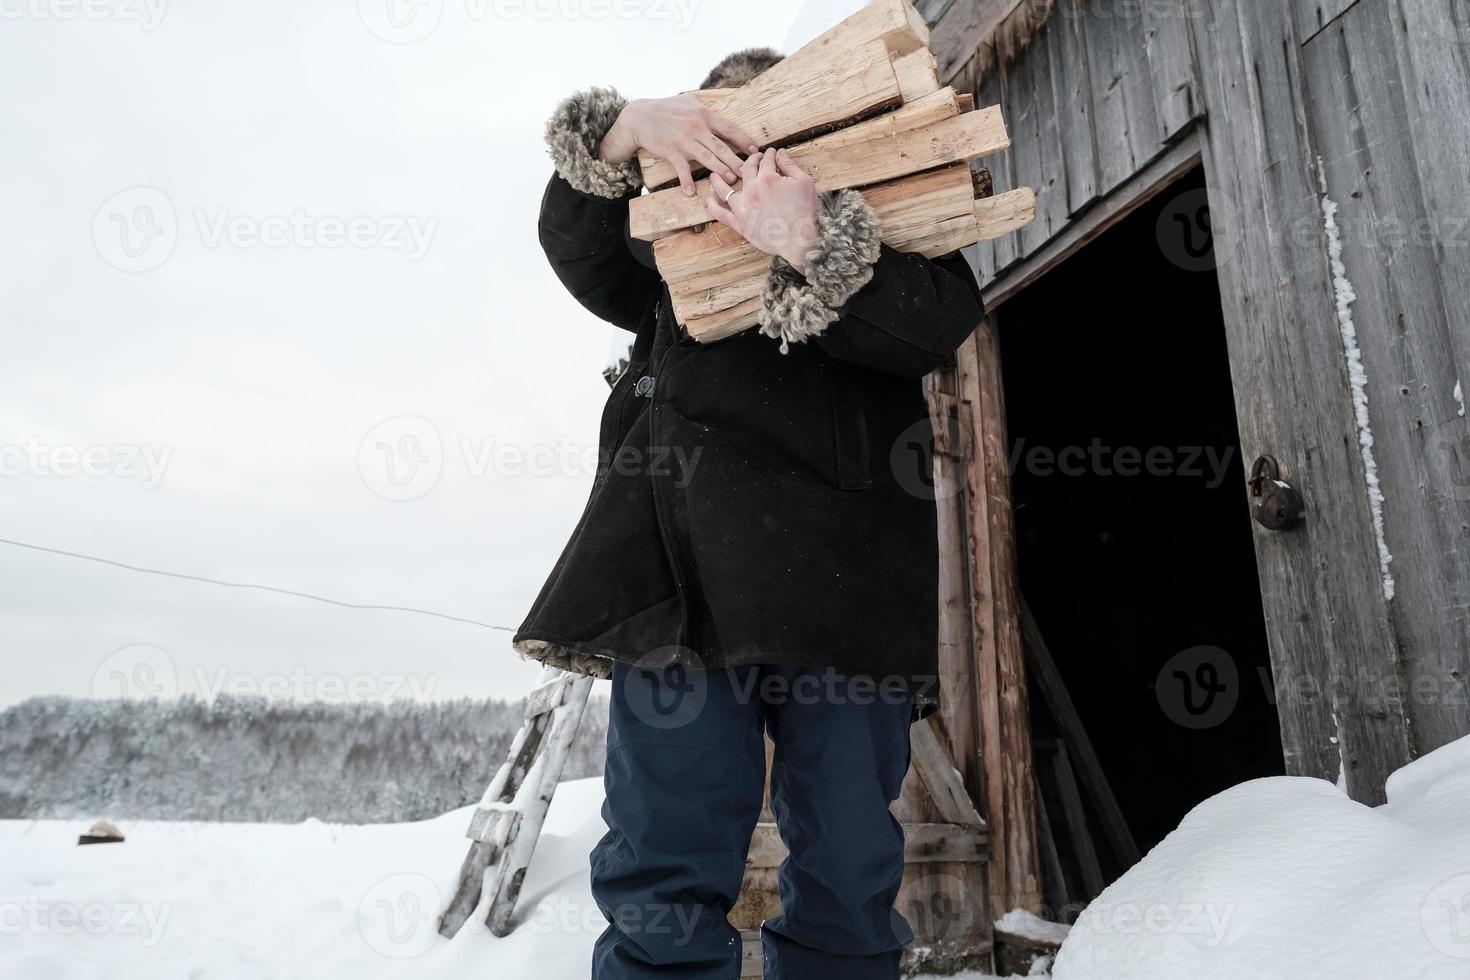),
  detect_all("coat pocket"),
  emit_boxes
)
[829,363,873,491]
